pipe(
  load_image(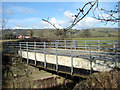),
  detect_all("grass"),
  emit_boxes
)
[73,69,120,89]
[1,39,19,43]
[71,37,118,41]
[65,37,119,49]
